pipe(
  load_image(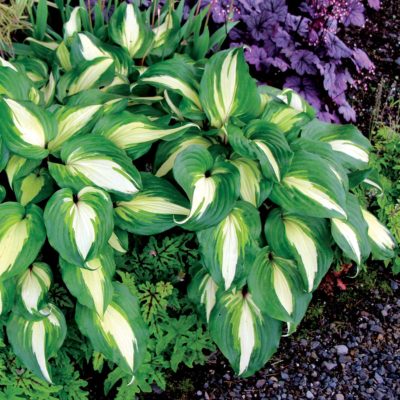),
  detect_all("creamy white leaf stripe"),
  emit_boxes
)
[332,218,361,264]
[108,232,126,253]
[100,305,137,371]
[0,56,17,71]
[230,159,261,206]
[284,219,317,292]
[273,265,293,315]
[78,34,111,60]
[20,267,50,313]
[329,140,369,163]
[68,157,139,195]
[0,220,28,276]
[118,195,189,215]
[361,209,395,251]
[200,275,218,322]
[4,99,46,147]
[254,140,280,181]
[31,321,51,383]
[19,174,45,206]
[176,176,216,224]
[81,267,106,316]
[284,176,346,217]
[122,4,142,56]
